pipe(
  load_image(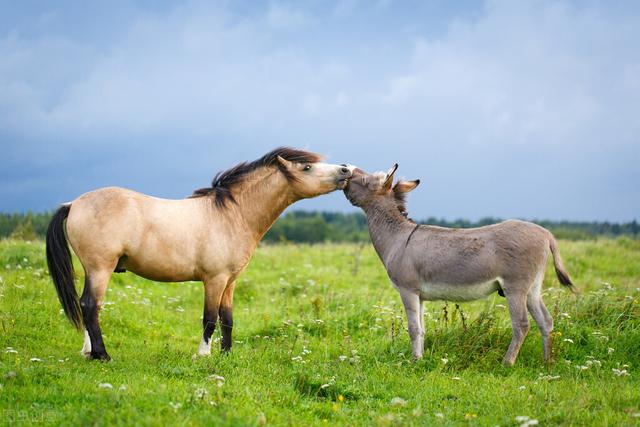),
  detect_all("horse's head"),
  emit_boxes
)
[276,156,354,198]
[343,164,420,214]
